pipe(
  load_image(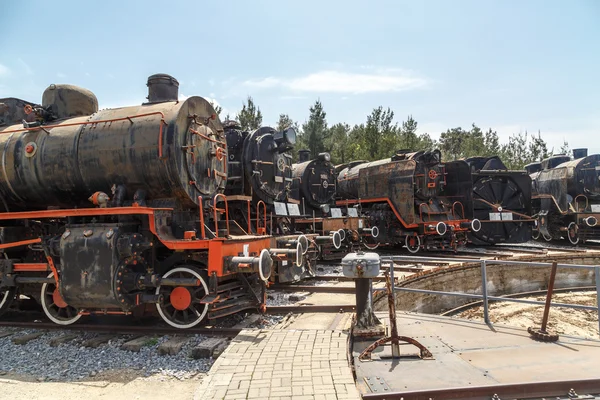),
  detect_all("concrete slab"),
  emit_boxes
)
[11,332,44,345]
[49,334,78,347]
[158,336,189,355]
[121,336,156,352]
[82,334,117,348]
[191,338,229,359]
[352,311,600,396]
